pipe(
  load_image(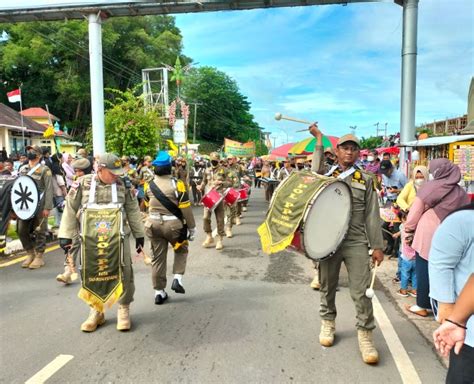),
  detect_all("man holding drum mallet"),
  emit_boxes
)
[309,123,384,365]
